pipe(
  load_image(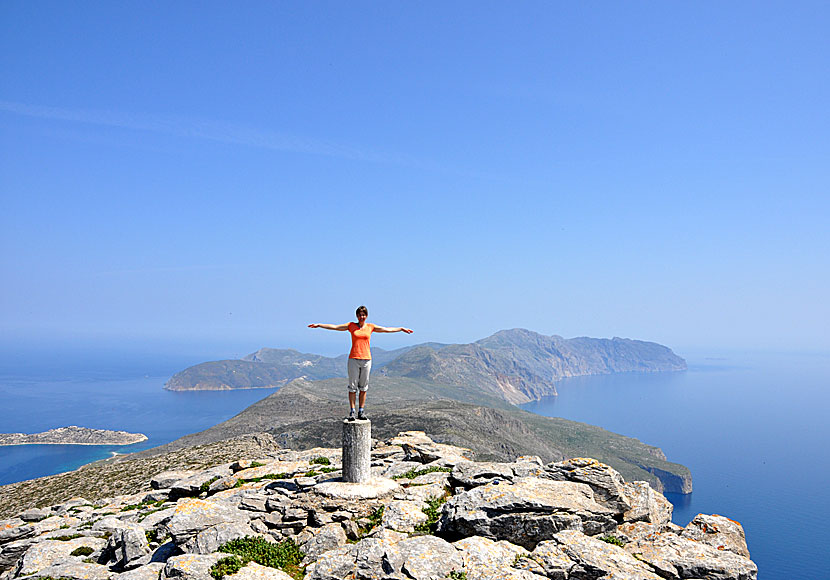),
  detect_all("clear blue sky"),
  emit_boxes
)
[2,2,828,358]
